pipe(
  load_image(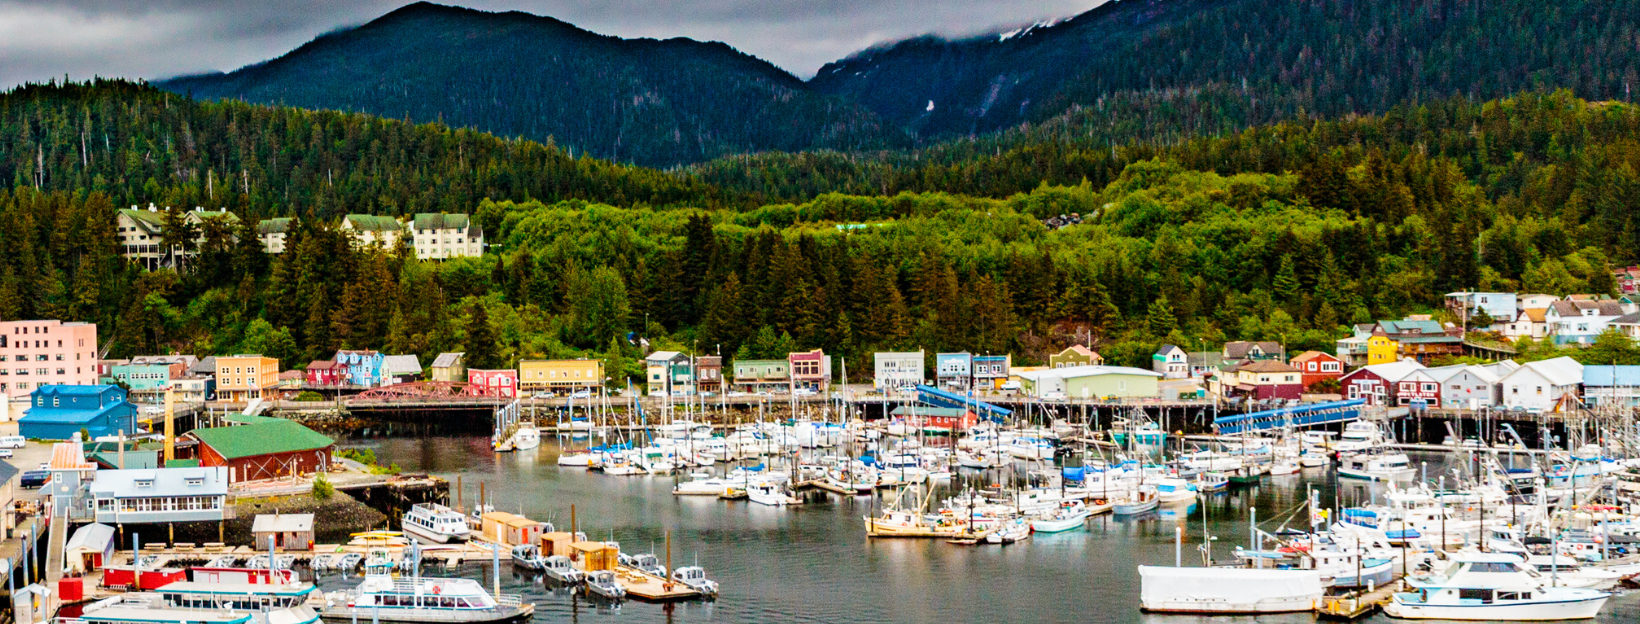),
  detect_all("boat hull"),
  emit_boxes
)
[1383,594,1609,620]
[319,605,533,624]
[401,523,466,544]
